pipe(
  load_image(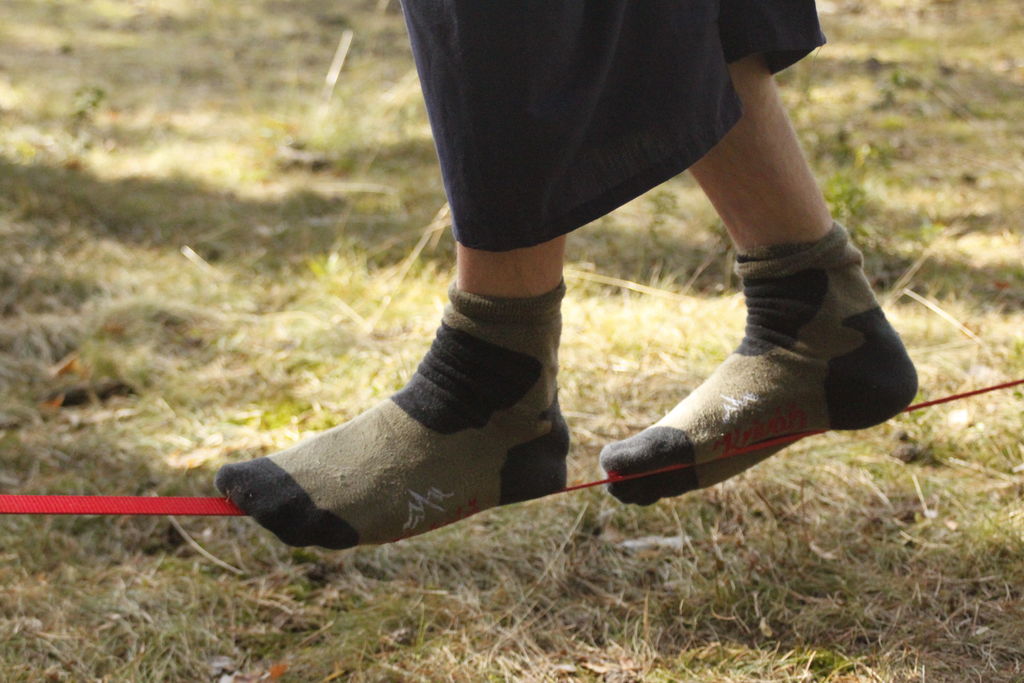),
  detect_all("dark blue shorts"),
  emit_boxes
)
[401,1,826,251]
